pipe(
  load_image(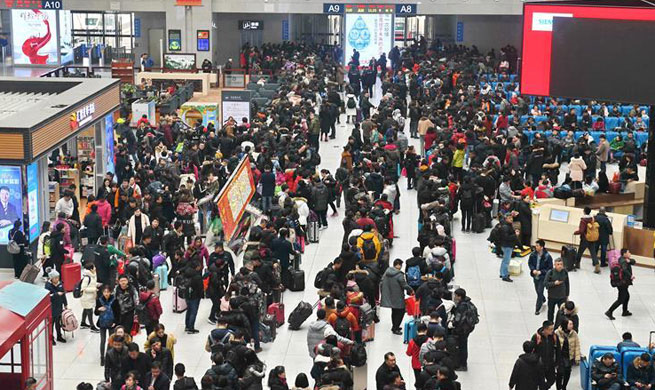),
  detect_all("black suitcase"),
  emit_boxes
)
[473,213,486,233]
[288,301,315,330]
[561,245,577,271]
[81,244,99,265]
[288,268,305,292]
